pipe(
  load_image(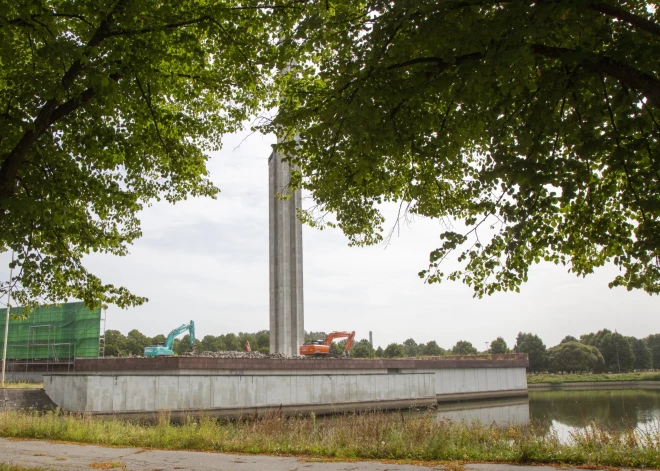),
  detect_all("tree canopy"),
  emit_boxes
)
[490,337,508,354]
[547,341,604,373]
[452,340,478,355]
[514,332,547,372]
[269,0,660,296]
[631,337,653,370]
[581,329,635,372]
[0,0,296,308]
